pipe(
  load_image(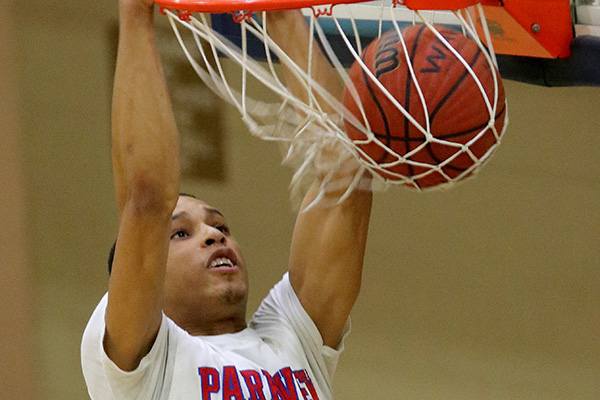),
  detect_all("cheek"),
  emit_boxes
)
[166,247,197,281]
[230,241,245,264]
[164,253,205,297]
[168,241,195,265]
[166,252,182,278]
